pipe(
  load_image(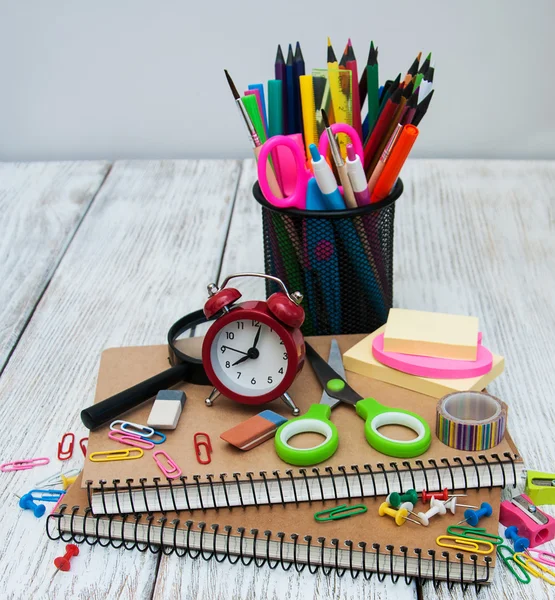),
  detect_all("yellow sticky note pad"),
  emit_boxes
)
[384,309,479,360]
[343,326,504,399]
